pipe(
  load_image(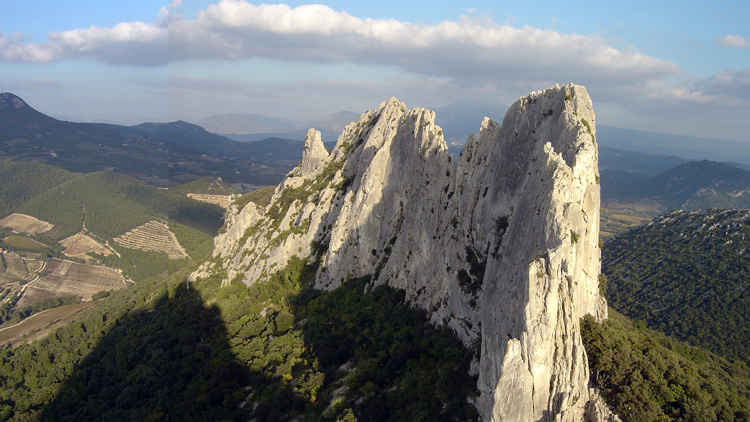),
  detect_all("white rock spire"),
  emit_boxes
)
[191,84,612,421]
